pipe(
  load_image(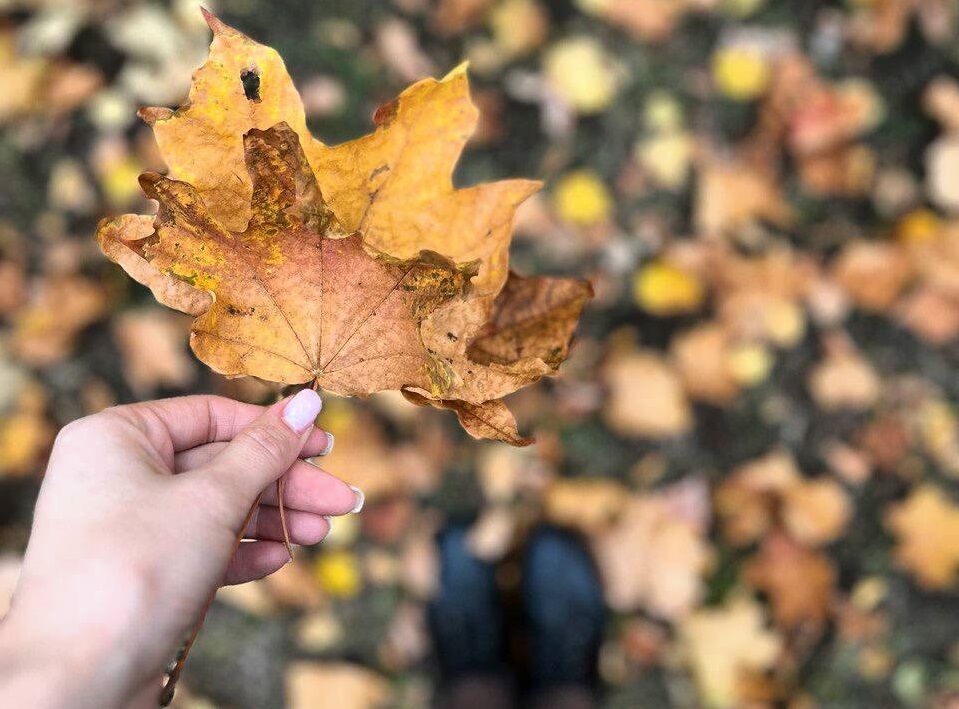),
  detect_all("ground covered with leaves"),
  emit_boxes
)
[2,0,959,707]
